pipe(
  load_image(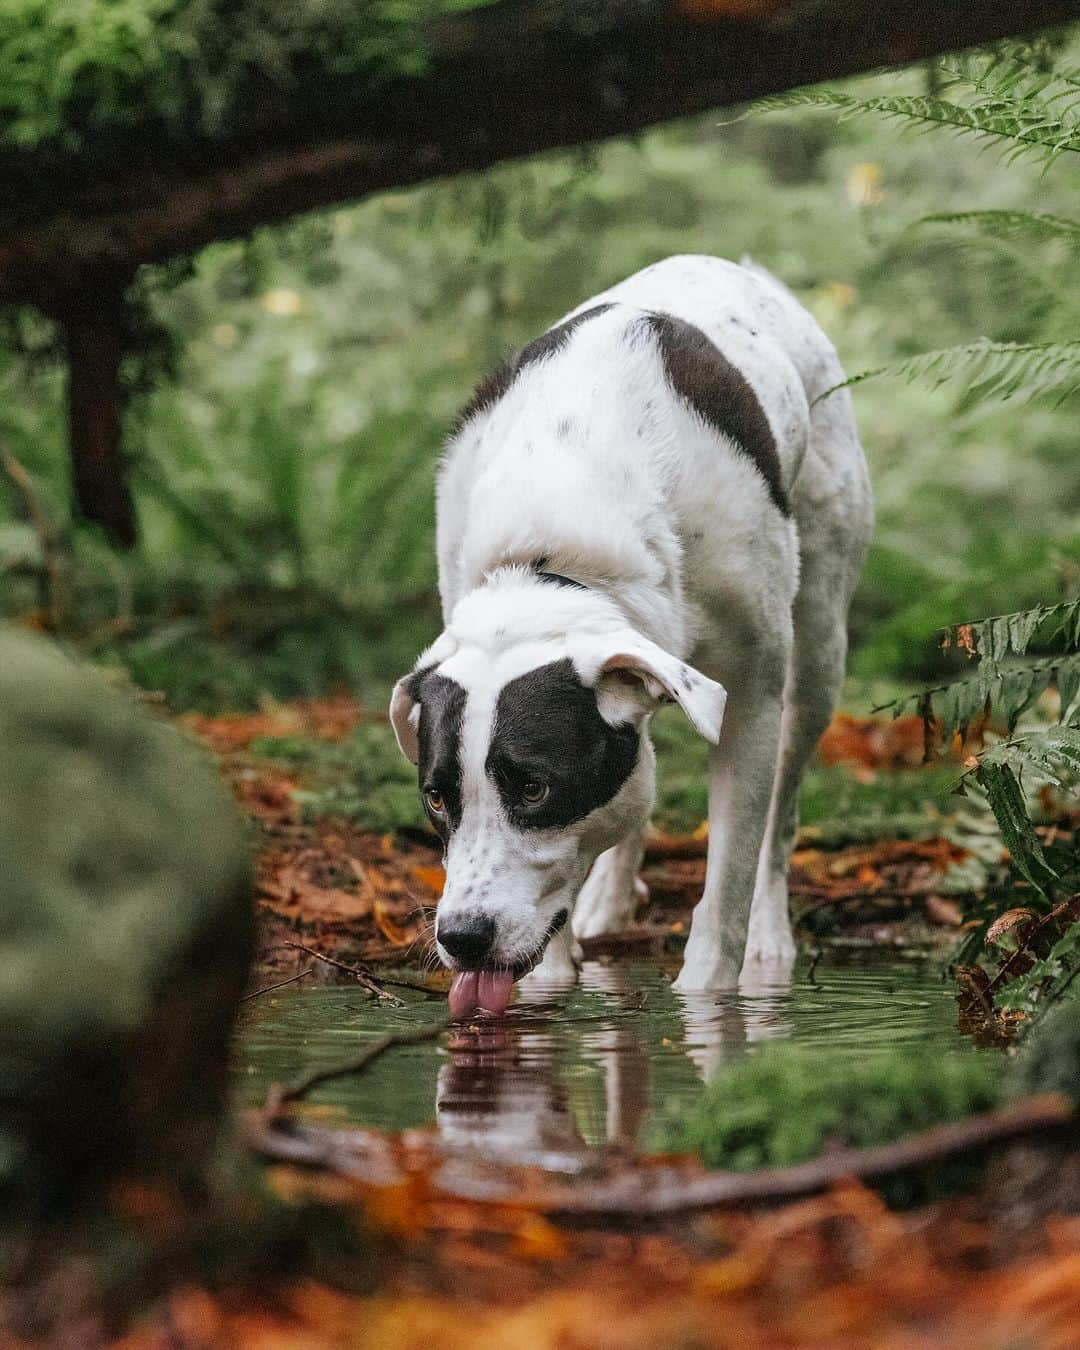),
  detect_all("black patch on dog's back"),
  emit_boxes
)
[411,670,467,838]
[487,659,638,830]
[643,311,790,515]
[454,305,613,432]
